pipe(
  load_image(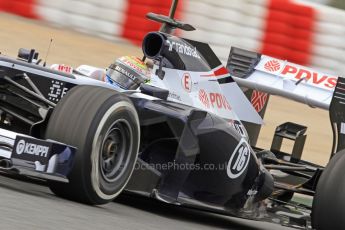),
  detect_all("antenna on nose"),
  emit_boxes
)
[43,39,53,67]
